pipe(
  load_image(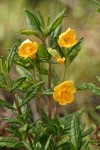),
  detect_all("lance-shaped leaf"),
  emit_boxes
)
[59,108,84,130]
[0,73,7,88]
[45,9,66,36]
[0,137,24,148]
[67,38,83,65]
[10,77,27,92]
[6,43,18,72]
[21,81,44,106]
[25,10,42,32]
[71,116,82,150]
[77,83,100,96]
[37,9,45,28]
[0,99,14,109]
[40,108,56,134]
[82,125,95,137]
[19,29,41,38]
